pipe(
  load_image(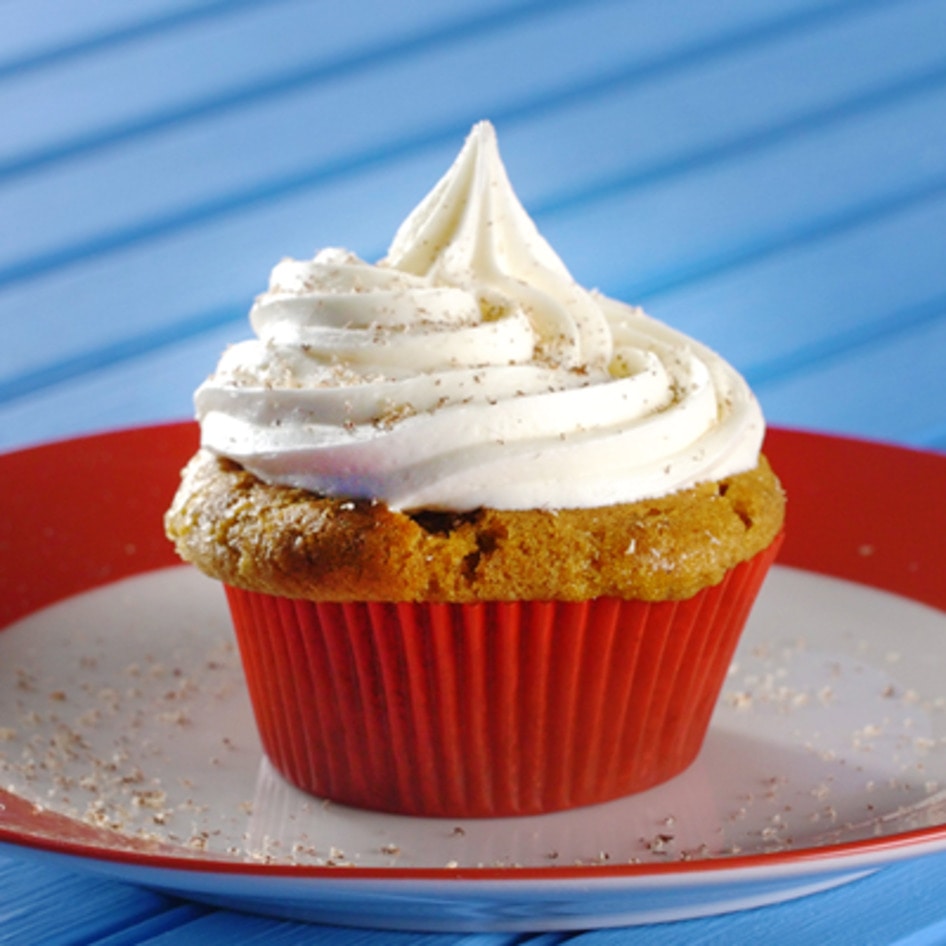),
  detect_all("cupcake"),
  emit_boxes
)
[165,121,785,817]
